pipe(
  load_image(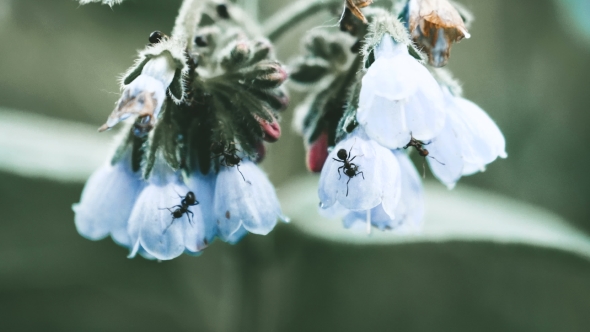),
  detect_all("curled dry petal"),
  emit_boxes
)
[345,0,374,24]
[408,0,470,67]
[98,75,165,132]
[257,114,282,142]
